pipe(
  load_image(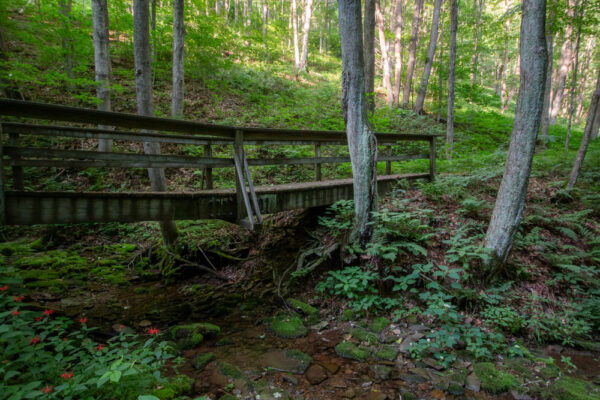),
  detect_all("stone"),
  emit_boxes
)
[429,388,445,399]
[323,376,347,388]
[139,320,152,327]
[350,327,379,345]
[398,374,427,384]
[364,391,388,400]
[374,345,399,361]
[283,375,298,385]
[335,341,371,362]
[399,333,424,354]
[408,324,429,332]
[309,321,329,331]
[319,361,341,374]
[305,364,328,385]
[466,373,481,392]
[261,349,312,374]
[473,362,518,394]
[369,365,392,381]
[269,315,307,338]
[287,298,319,320]
[192,352,215,371]
[369,317,390,333]
[341,388,356,398]
[169,322,220,351]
